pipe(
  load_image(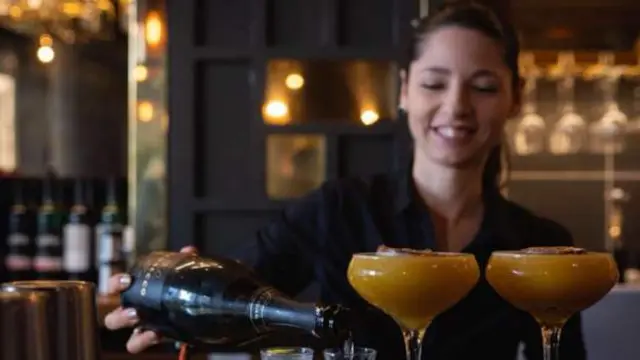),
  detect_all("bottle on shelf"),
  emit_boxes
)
[96,177,126,294]
[34,175,65,280]
[5,181,34,280]
[121,251,352,350]
[63,179,95,281]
